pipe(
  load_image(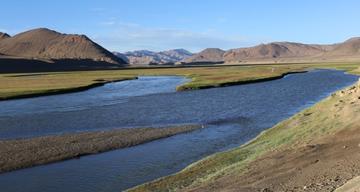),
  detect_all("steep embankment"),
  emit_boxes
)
[129,68,360,192]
